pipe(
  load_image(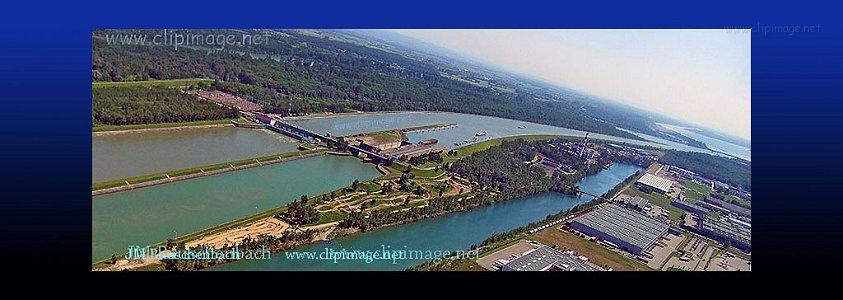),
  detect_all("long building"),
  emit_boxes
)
[636,173,673,194]
[671,200,710,216]
[704,196,752,217]
[701,215,751,250]
[571,204,670,255]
